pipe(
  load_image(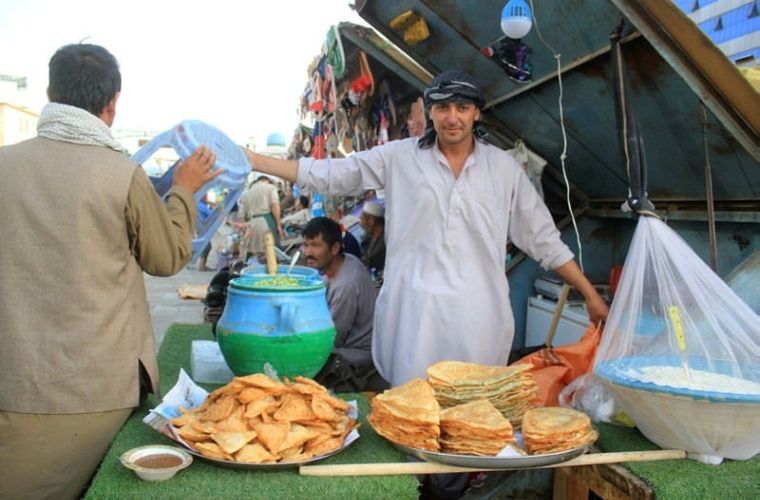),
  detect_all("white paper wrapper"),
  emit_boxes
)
[143,369,209,433]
